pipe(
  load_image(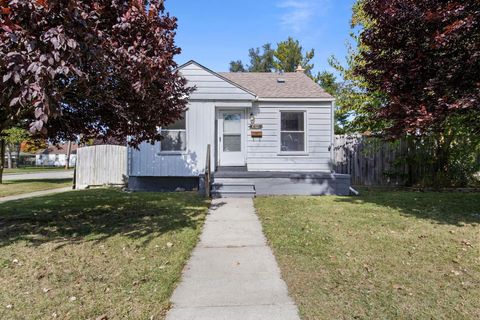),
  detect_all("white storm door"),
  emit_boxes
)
[218,110,246,166]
